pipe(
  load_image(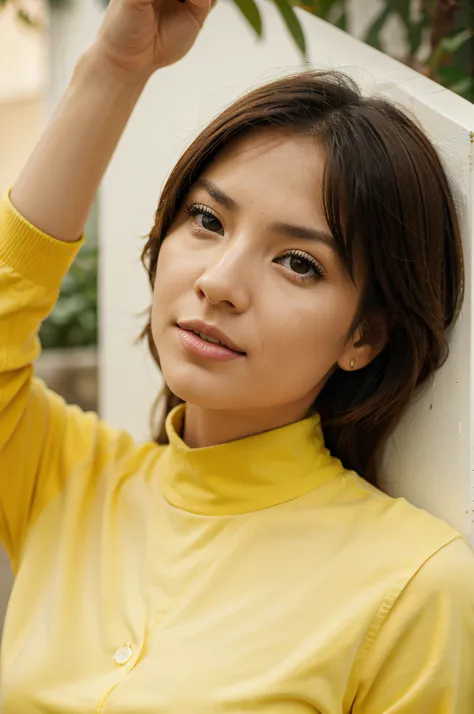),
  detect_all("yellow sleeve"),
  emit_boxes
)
[353,537,474,713]
[0,193,132,572]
